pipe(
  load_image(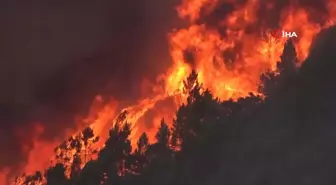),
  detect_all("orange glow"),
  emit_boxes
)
[177,0,218,22]
[7,0,336,184]
[0,168,9,185]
